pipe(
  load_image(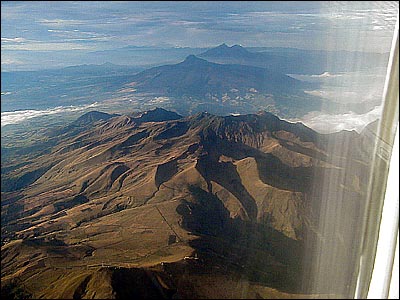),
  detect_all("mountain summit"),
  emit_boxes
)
[199,43,253,59]
[131,107,182,123]
[1,108,371,298]
[126,54,308,99]
[181,54,208,64]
